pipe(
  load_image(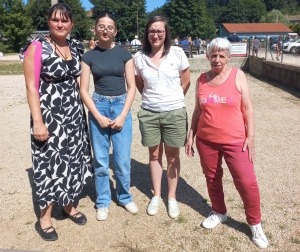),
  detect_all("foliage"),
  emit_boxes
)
[218,0,266,24]
[0,0,34,52]
[0,60,23,75]
[163,0,216,40]
[289,23,300,34]
[260,9,291,26]
[60,0,93,40]
[26,0,51,31]
[89,0,147,42]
